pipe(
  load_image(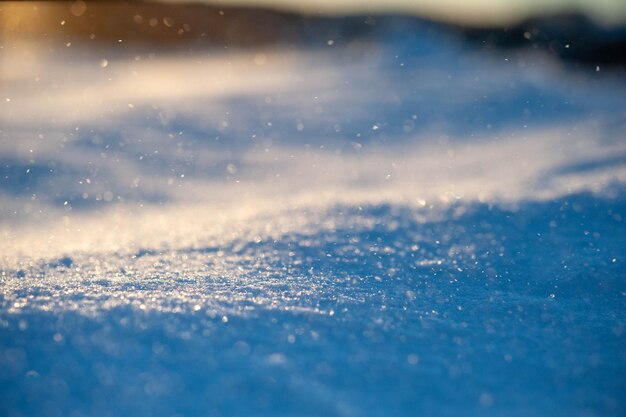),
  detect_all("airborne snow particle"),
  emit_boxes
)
[70,1,86,17]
